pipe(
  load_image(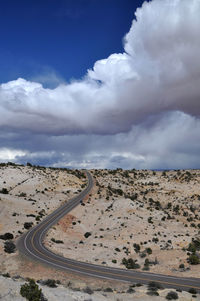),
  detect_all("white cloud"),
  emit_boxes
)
[0,0,200,168]
[0,148,26,162]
